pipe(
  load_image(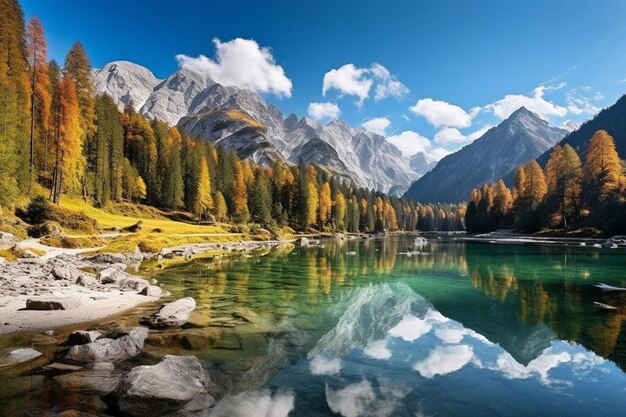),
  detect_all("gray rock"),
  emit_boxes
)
[115,355,209,417]
[0,256,6,265]
[41,362,83,375]
[141,297,196,328]
[0,347,42,367]
[119,276,149,292]
[51,265,83,281]
[98,266,129,284]
[54,366,121,396]
[26,296,81,310]
[0,232,17,249]
[139,285,162,297]
[62,327,148,364]
[182,391,215,412]
[67,330,102,345]
[87,252,127,264]
[76,274,98,287]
